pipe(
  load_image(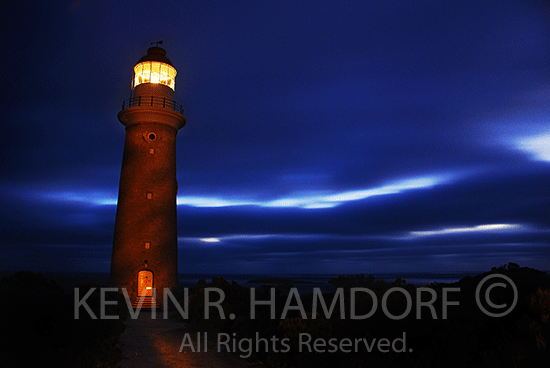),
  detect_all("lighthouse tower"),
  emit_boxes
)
[109,46,186,306]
